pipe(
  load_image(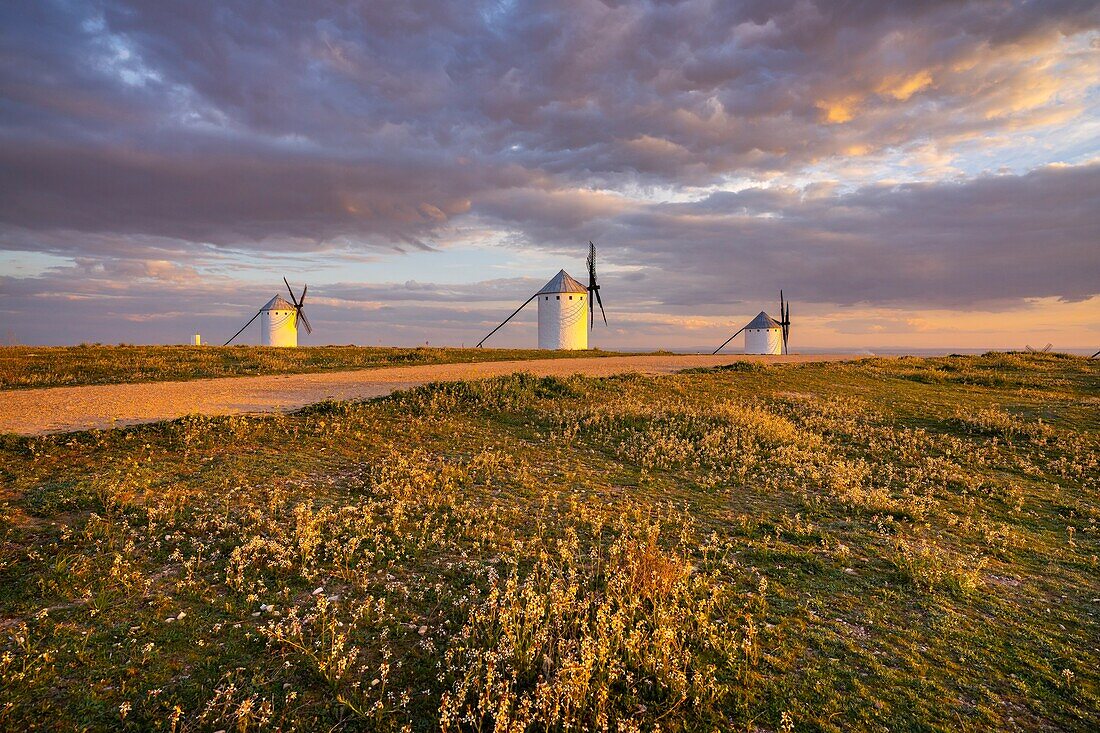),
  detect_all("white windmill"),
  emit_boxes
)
[714,291,792,355]
[478,242,608,350]
[224,278,313,347]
